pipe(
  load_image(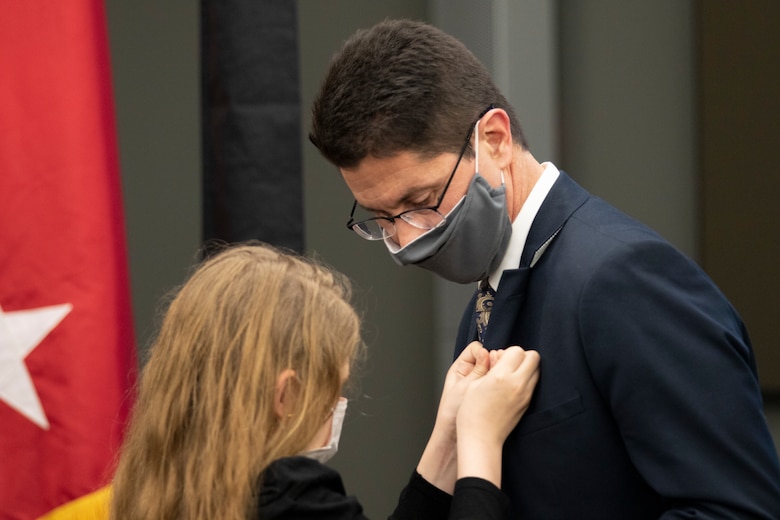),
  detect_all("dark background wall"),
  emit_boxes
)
[698,0,780,393]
